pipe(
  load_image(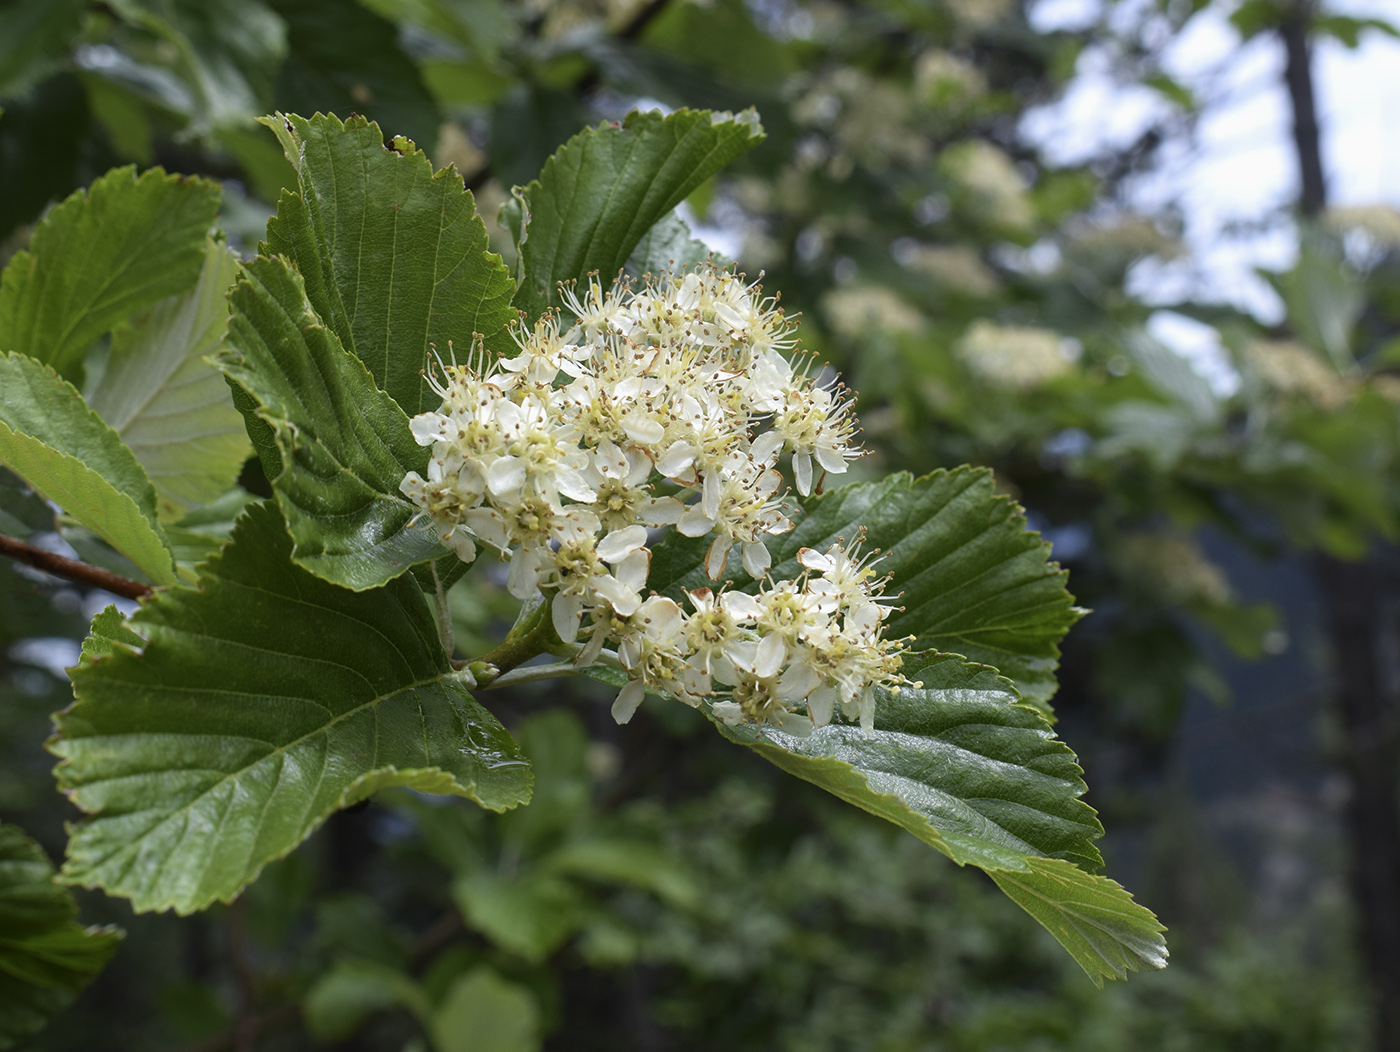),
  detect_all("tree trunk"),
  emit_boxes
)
[1282,5,1400,1045]
[1281,0,1326,216]
[1313,553,1400,1051]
